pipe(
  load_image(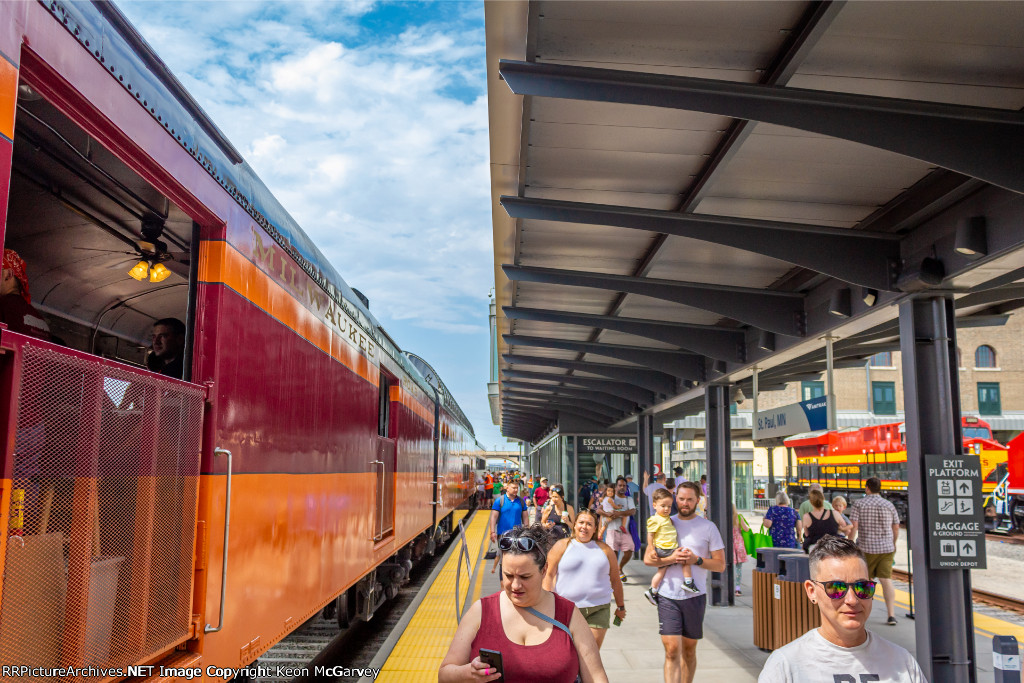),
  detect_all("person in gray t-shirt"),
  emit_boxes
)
[758,536,925,683]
